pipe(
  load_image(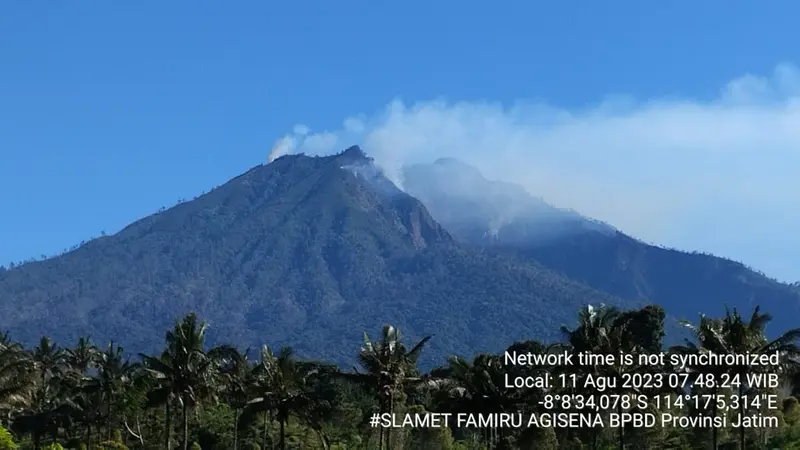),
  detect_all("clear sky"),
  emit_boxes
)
[2,1,799,281]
